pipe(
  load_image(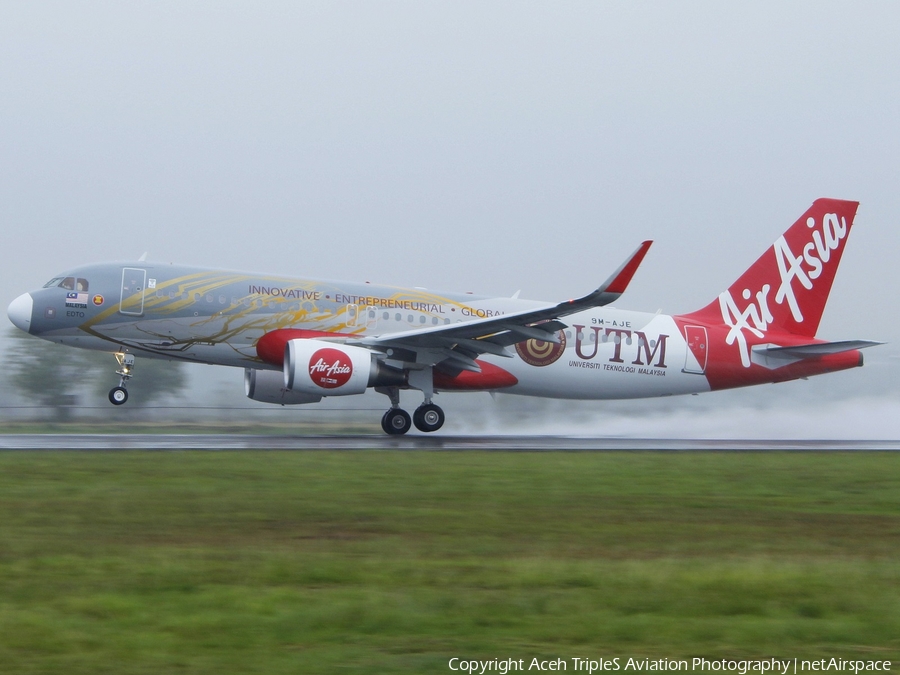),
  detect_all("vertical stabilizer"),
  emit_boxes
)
[682,198,859,339]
